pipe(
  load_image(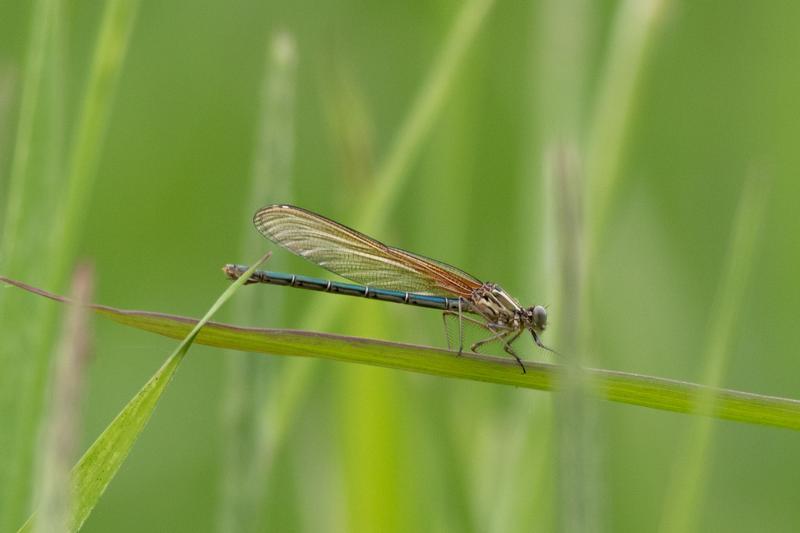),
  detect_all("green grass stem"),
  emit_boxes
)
[15,256,269,533]
[217,31,297,533]
[46,0,140,288]
[257,0,497,507]
[0,0,57,268]
[3,275,798,432]
[33,265,93,533]
[359,0,495,232]
[659,172,770,533]
[3,0,139,526]
[585,0,667,259]
[0,0,58,517]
